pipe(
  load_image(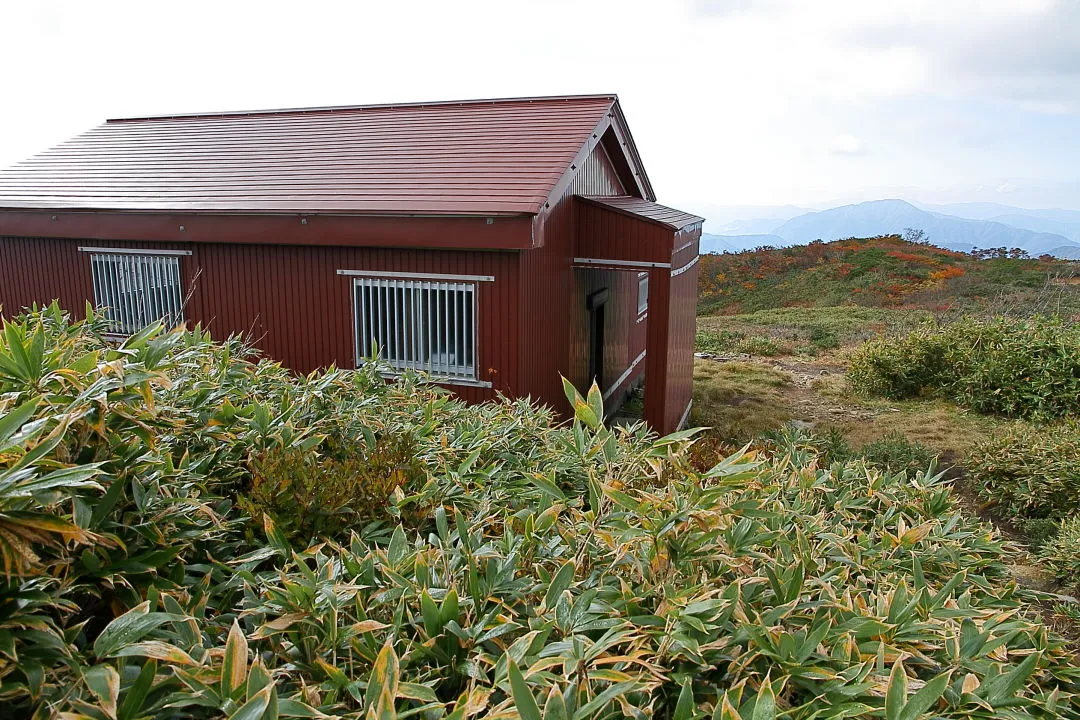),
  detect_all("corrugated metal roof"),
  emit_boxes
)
[0,95,619,216]
[578,195,704,230]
